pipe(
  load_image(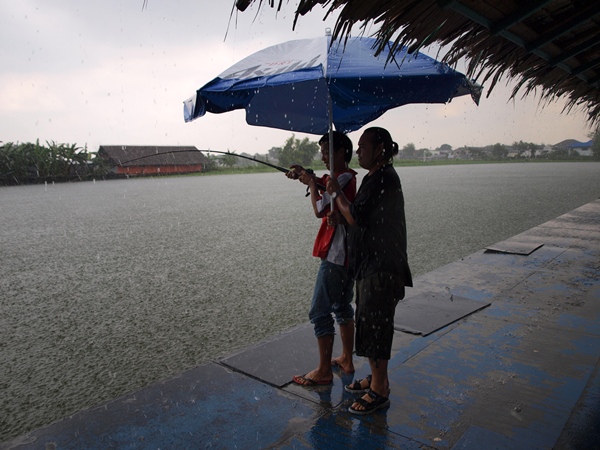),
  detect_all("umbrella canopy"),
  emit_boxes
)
[184,35,481,135]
